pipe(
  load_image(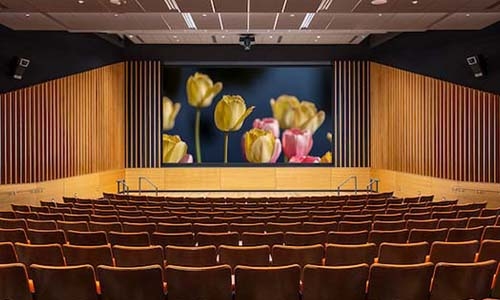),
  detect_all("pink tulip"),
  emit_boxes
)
[289,155,321,163]
[253,118,280,138]
[180,154,193,163]
[282,128,313,159]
